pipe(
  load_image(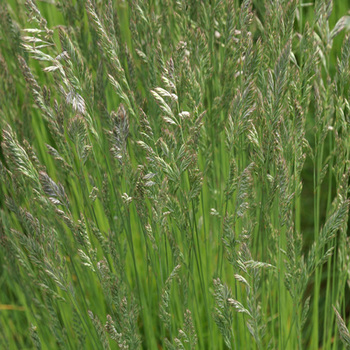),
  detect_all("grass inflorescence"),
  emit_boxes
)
[2,0,350,349]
